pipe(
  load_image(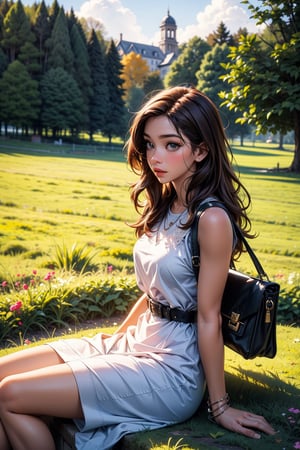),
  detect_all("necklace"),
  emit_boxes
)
[163,208,186,231]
